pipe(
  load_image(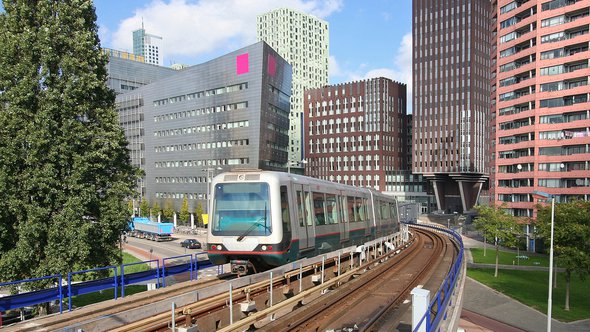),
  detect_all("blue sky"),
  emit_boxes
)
[94,0,413,89]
